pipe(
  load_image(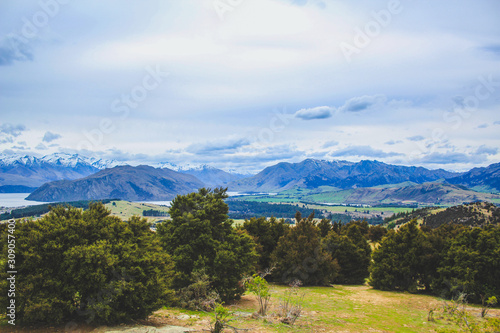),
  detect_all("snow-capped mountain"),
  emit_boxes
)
[179,165,248,187]
[0,153,125,189]
[0,152,250,191]
[152,161,210,172]
[153,162,248,187]
[0,153,124,170]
